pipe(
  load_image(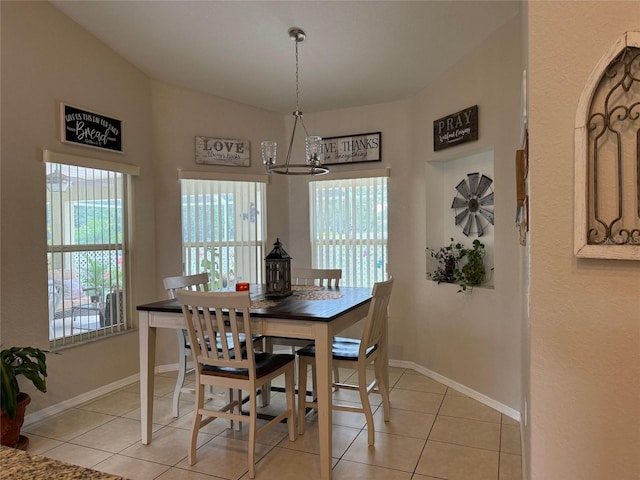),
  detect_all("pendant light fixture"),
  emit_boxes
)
[261,27,329,176]
[46,167,70,192]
